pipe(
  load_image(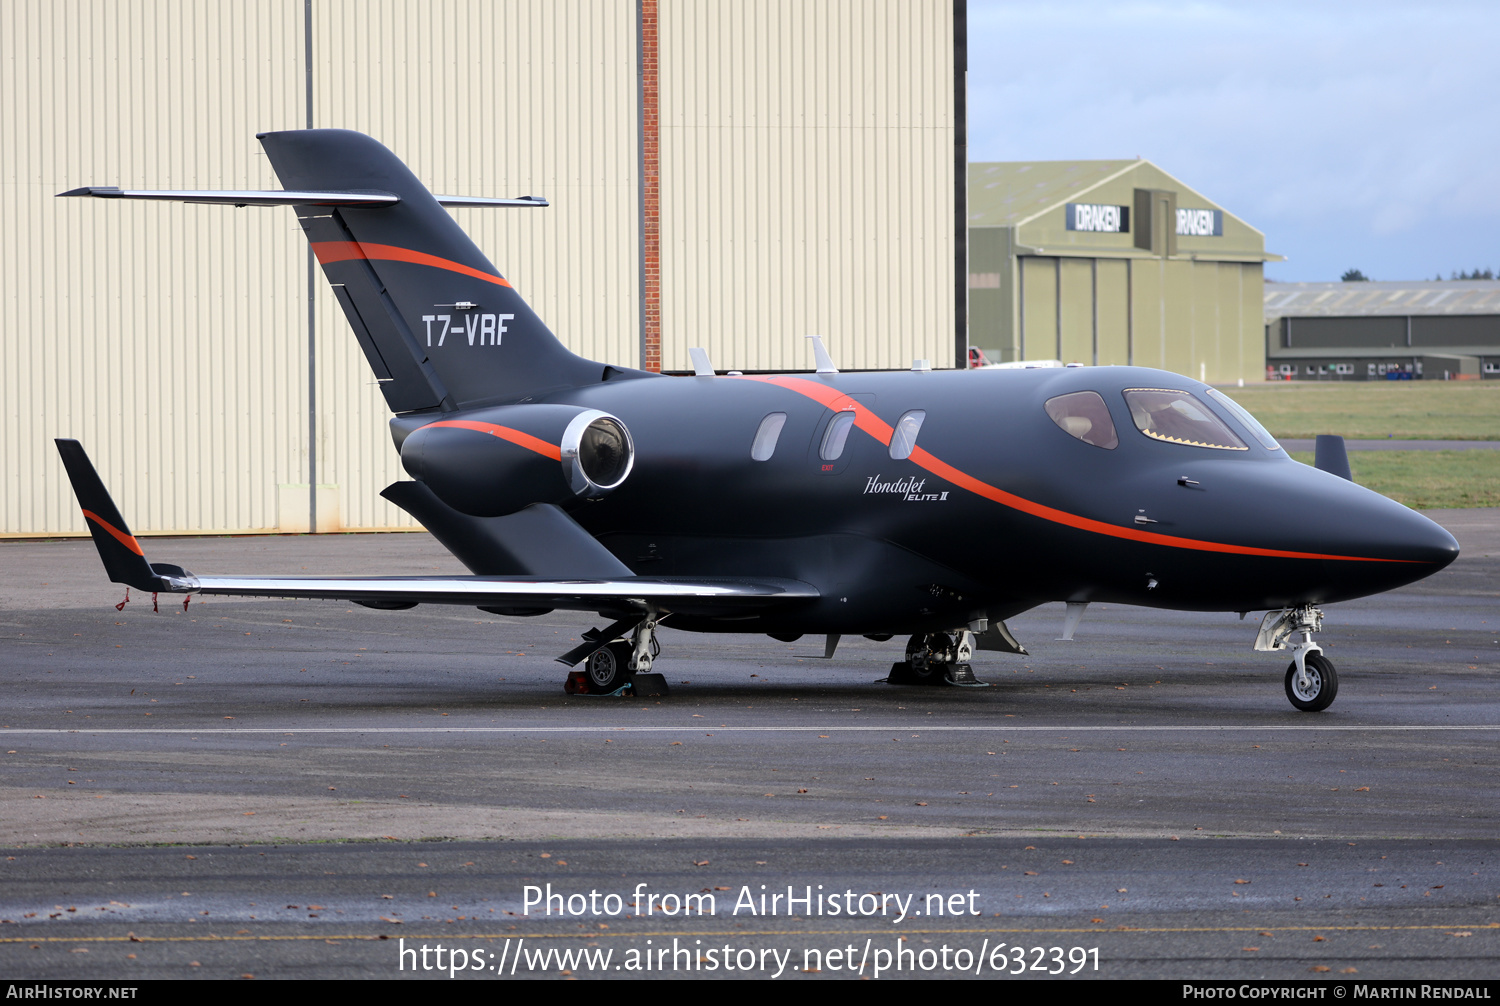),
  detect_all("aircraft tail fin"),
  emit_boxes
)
[53,440,197,594]
[256,129,605,412]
